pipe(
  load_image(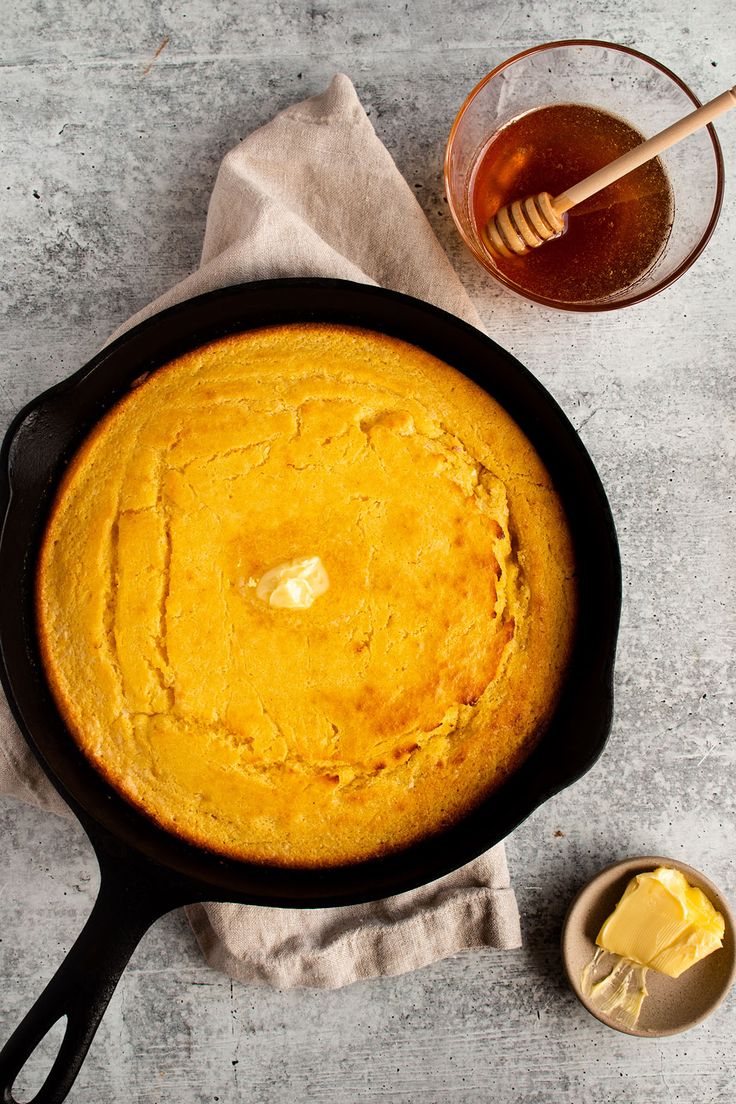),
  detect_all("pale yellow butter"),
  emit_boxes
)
[596,866,725,979]
[581,948,649,1030]
[256,556,330,610]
